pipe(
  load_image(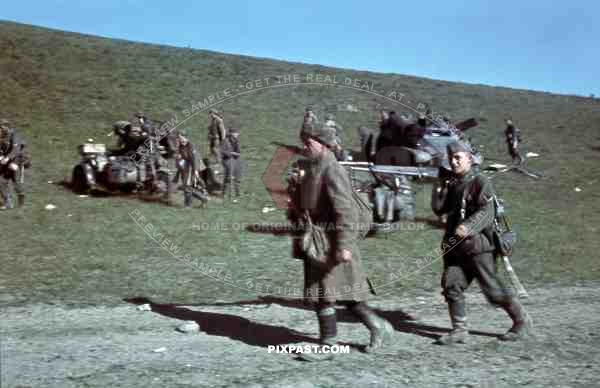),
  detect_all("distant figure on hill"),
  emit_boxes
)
[504,119,523,165]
